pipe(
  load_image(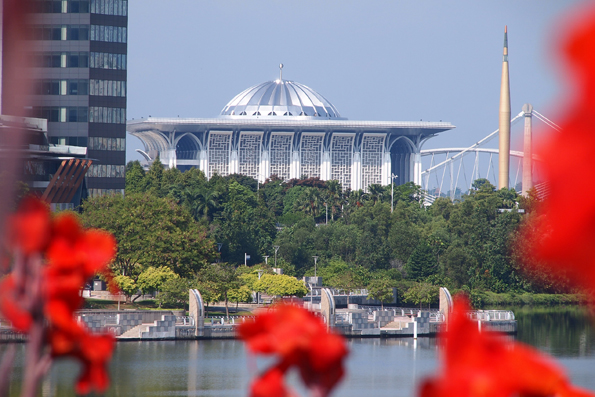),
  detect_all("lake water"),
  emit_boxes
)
[3,306,595,396]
